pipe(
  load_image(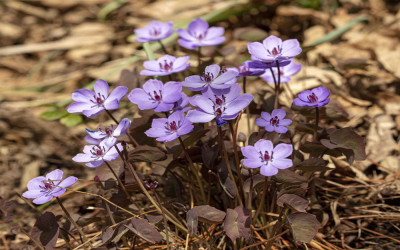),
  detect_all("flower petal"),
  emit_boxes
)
[188,18,209,35]
[211,70,238,86]
[178,38,198,50]
[86,160,104,168]
[273,143,293,159]
[72,153,93,163]
[93,79,109,98]
[172,56,190,69]
[128,88,158,110]
[72,89,94,102]
[22,190,43,199]
[113,118,131,136]
[205,27,225,40]
[282,39,302,57]
[241,146,259,159]
[58,176,78,188]
[271,109,286,119]
[27,176,46,190]
[67,102,92,113]
[254,139,273,153]
[255,118,268,127]
[270,158,293,169]
[46,169,63,181]
[186,110,215,123]
[32,194,53,205]
[162,82,182,103]
[176,29,196,41]
[247,42,271,61]
[243,158,263,168]
[82,106,105,117]
[205,64,220,78]
[260,165,278,176]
